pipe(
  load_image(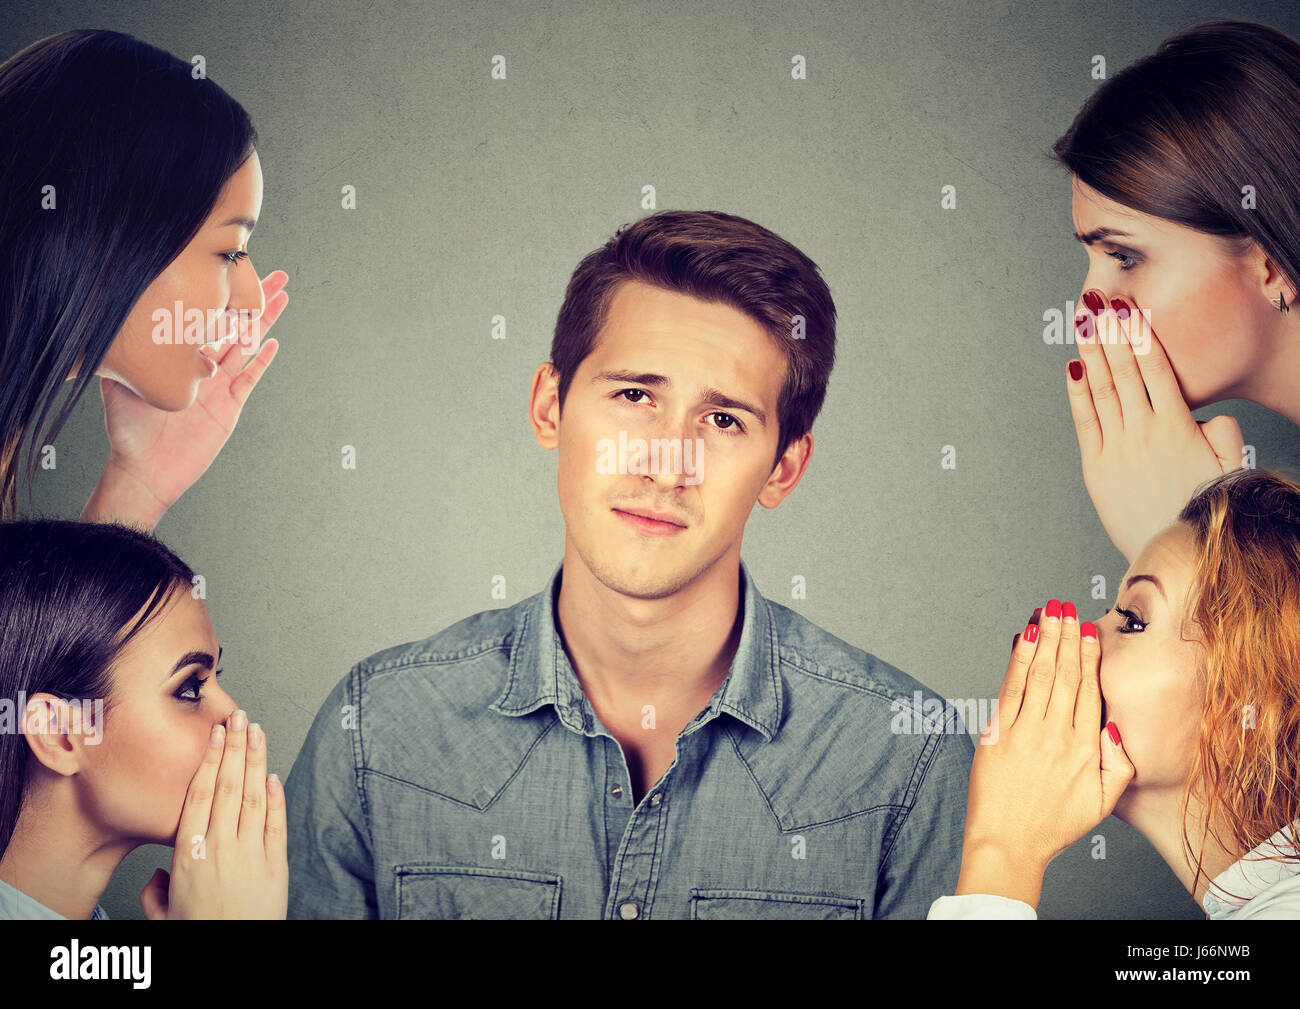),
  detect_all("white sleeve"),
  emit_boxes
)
[927,894,1038,919]
[1218,875,1300,919]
